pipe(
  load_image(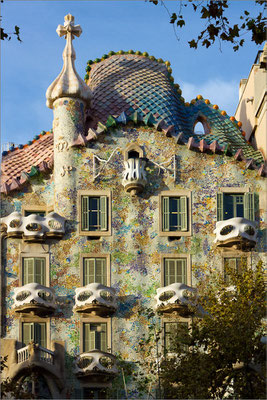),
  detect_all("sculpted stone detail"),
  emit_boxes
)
[122,158,147,196]
[74,283,117,315]
[75,351,118,376]
[56,140,69,152]
[60,165,73,176]
[13,283,56,312]
[46,14,92,109]
[155,282,196,309]
[1,212,65,239]
[214,217,257,247]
